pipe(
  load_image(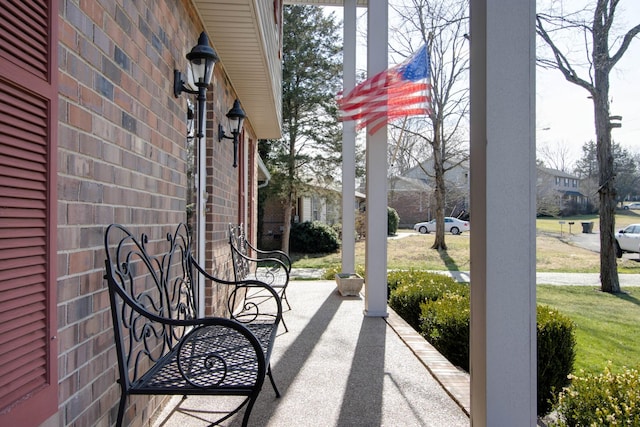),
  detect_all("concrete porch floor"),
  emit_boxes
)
[152,280,470,426]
